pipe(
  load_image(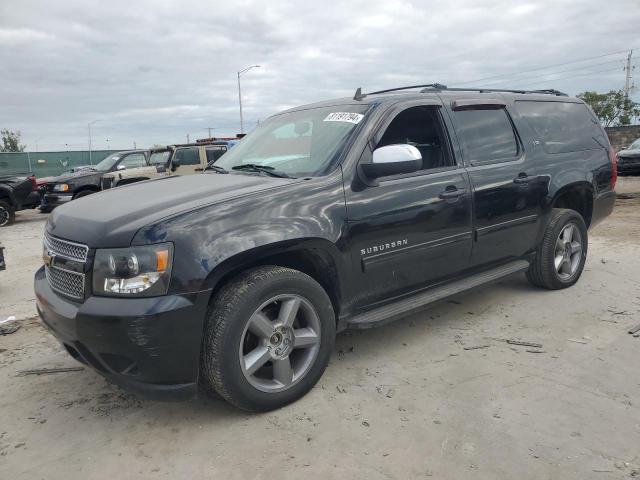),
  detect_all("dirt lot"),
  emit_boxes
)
[1,178,639,479]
